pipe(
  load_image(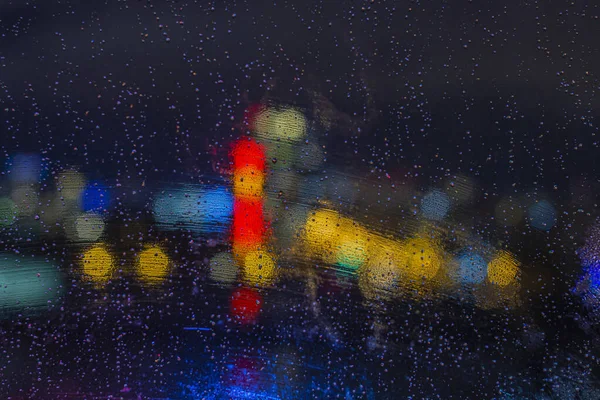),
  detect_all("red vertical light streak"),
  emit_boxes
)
[230,136,268,255]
